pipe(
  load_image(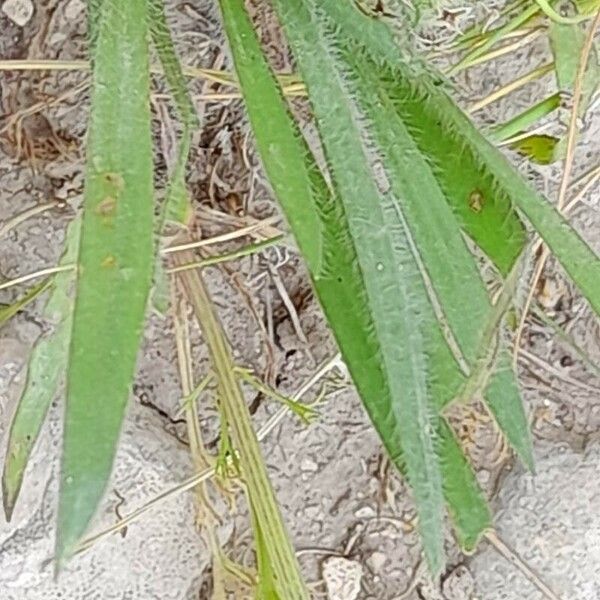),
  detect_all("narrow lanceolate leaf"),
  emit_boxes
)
[57,0,154,564]
[510,134,561,164]
[485,354,533,470]
[175,254,310,600]
[320,1,527,276]
[271,0,448,574]
[318,4,533,468]
[148,0,198,226]
[549,8,599,115]
[435,90,600,317]
[322,0,600,453]
[438,422,491,550]
[0,279,52,328]
[2,219,80,521]
[488,93,561,143]
[221,0,491,563]
[218,0,323,274]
